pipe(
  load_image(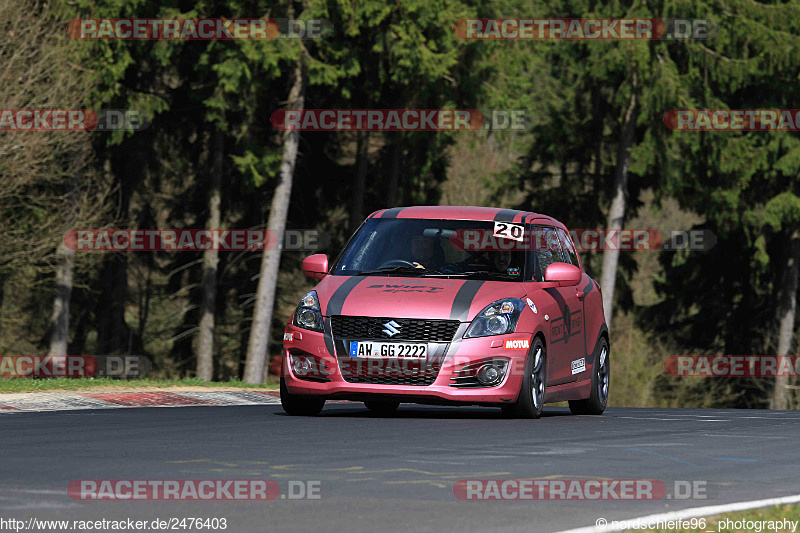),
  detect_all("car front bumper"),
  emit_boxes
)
[281,324,532,405]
